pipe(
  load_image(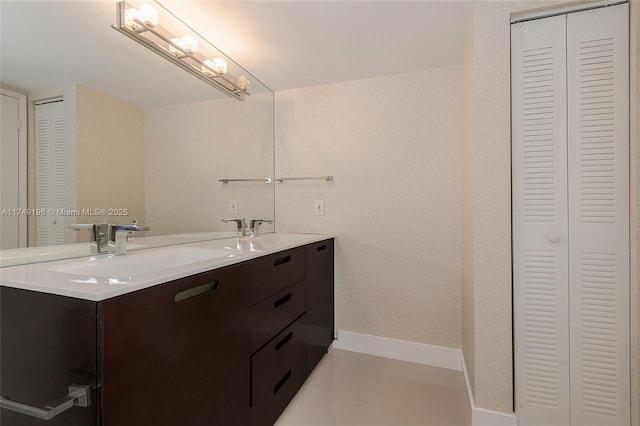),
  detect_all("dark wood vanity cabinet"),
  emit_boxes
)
[0,238,334,426]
